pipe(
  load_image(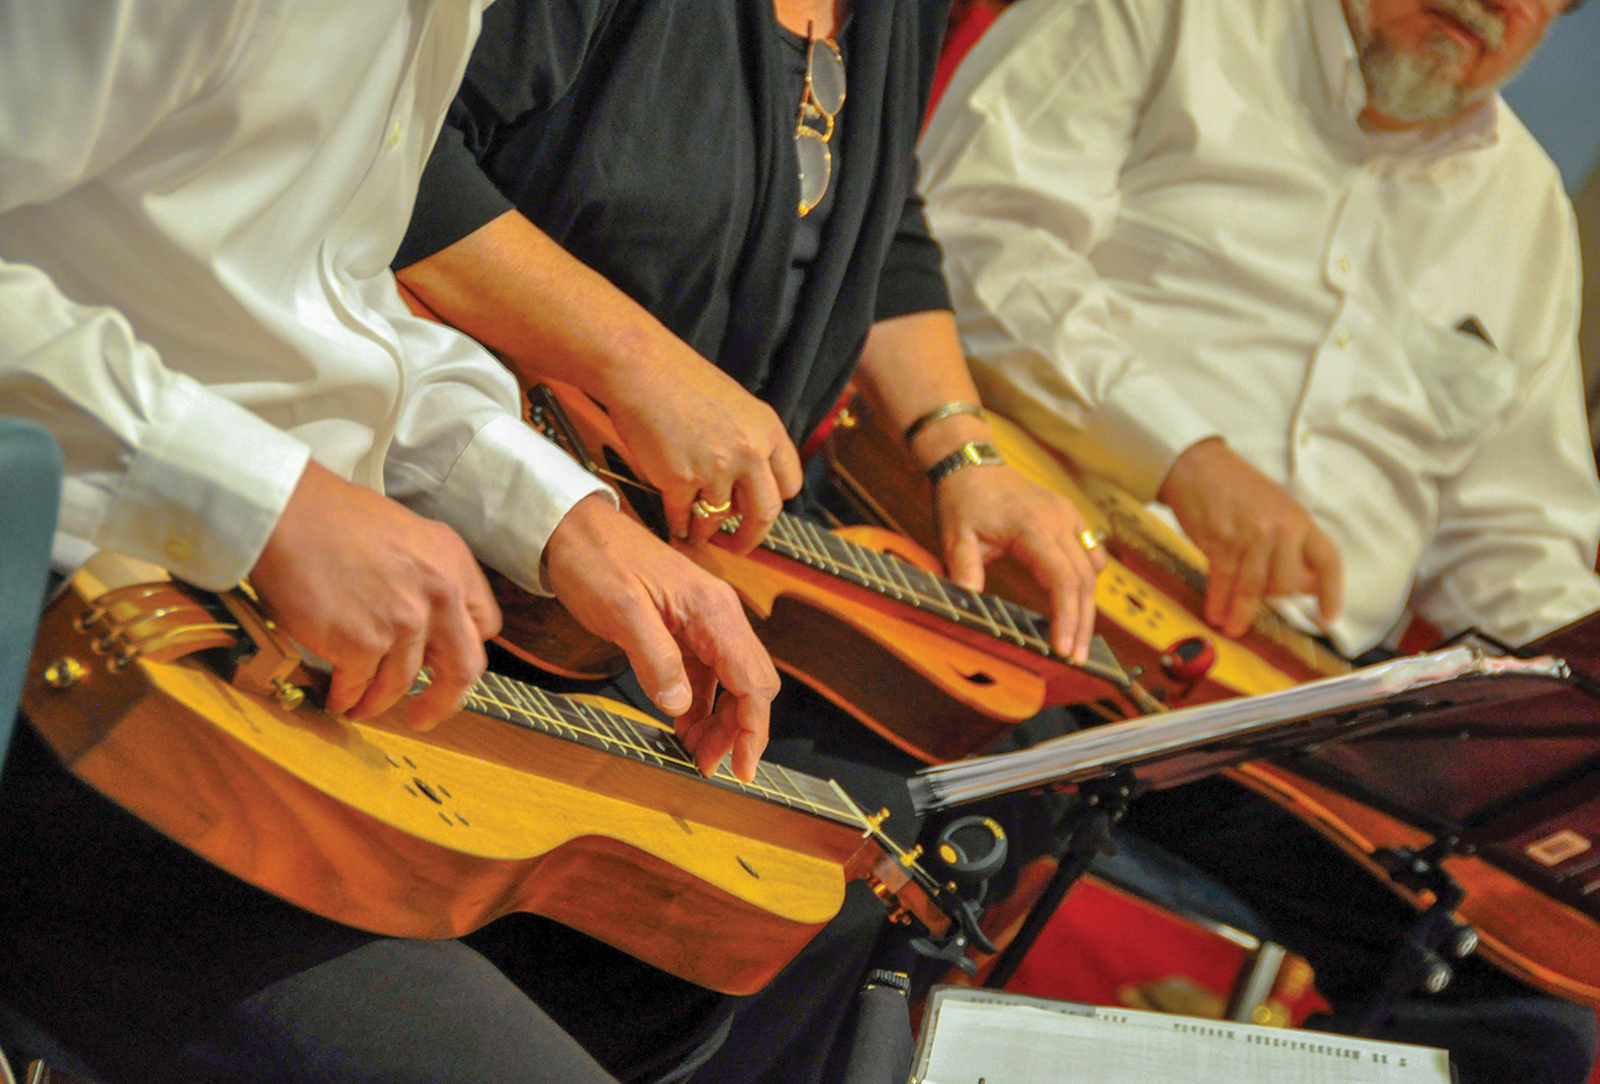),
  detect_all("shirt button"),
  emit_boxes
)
[1333,330,1352,348]
[1336,256,1352,274]
[387,120,403,148]
[164,536,193,564]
